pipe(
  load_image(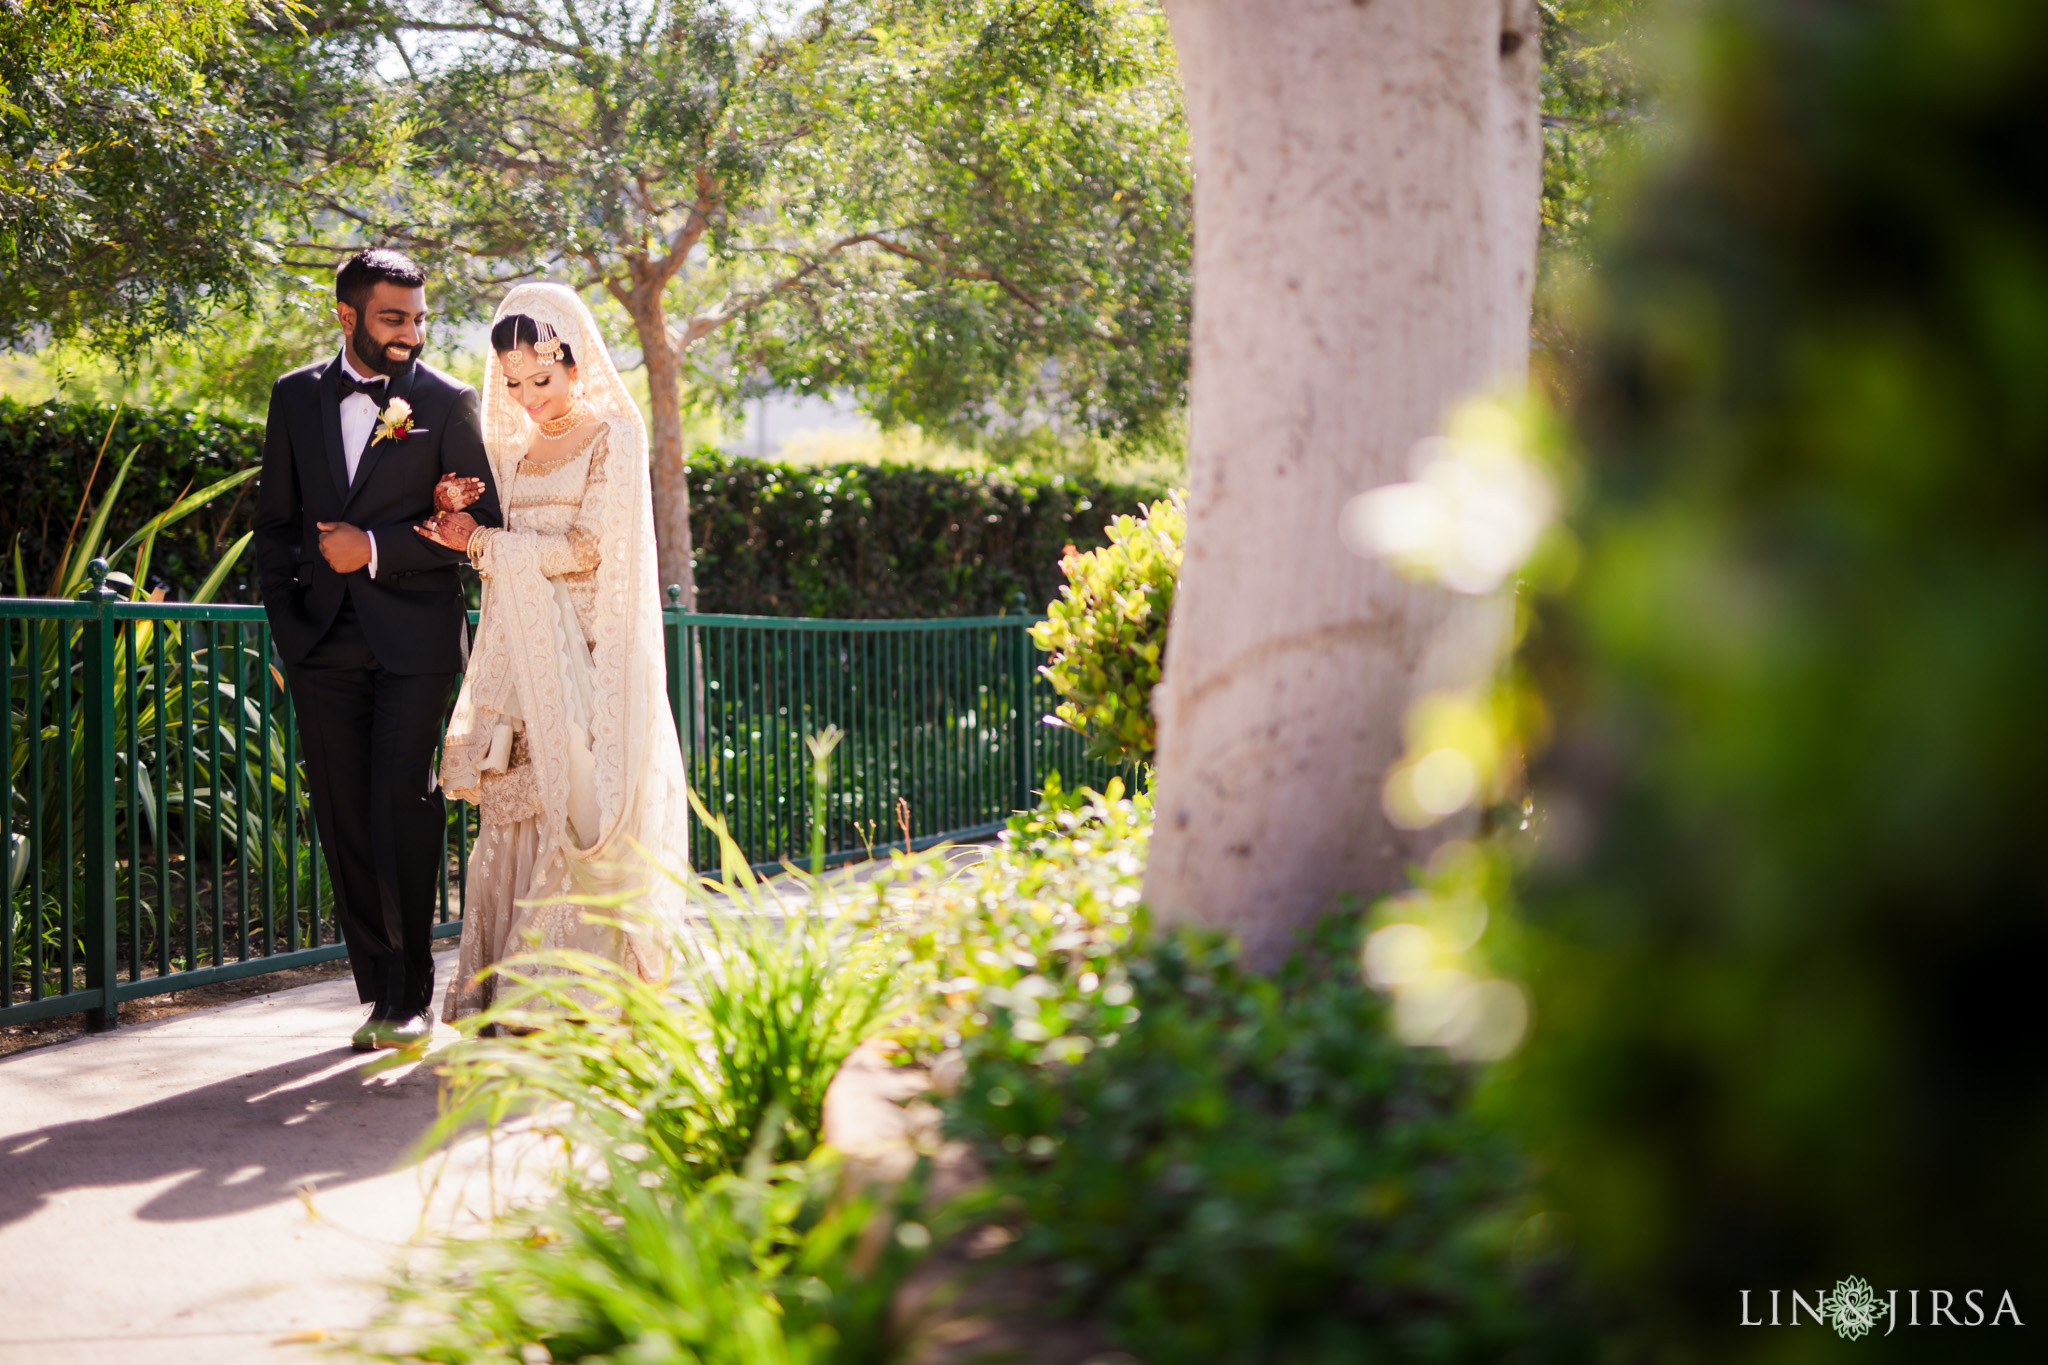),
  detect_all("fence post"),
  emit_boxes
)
[80,559,119,1031]
[666,585,685,756]
[1012,621,1036,816]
